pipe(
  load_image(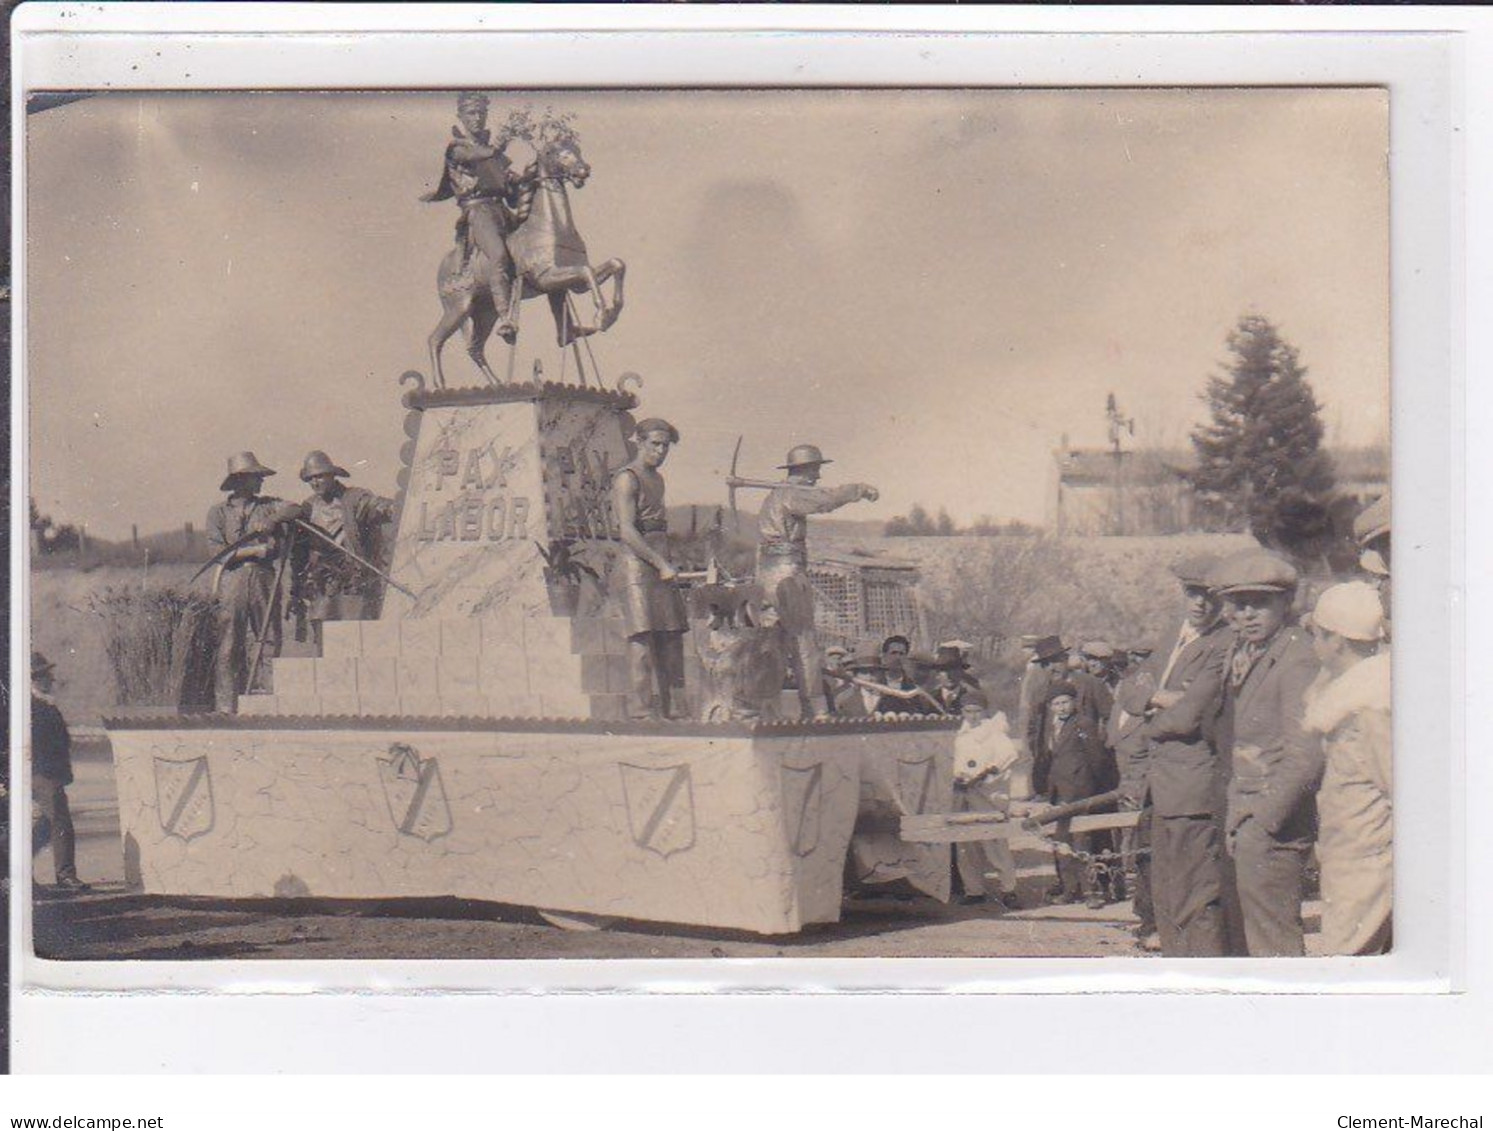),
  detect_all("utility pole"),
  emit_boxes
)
[1105,392,1135,535]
